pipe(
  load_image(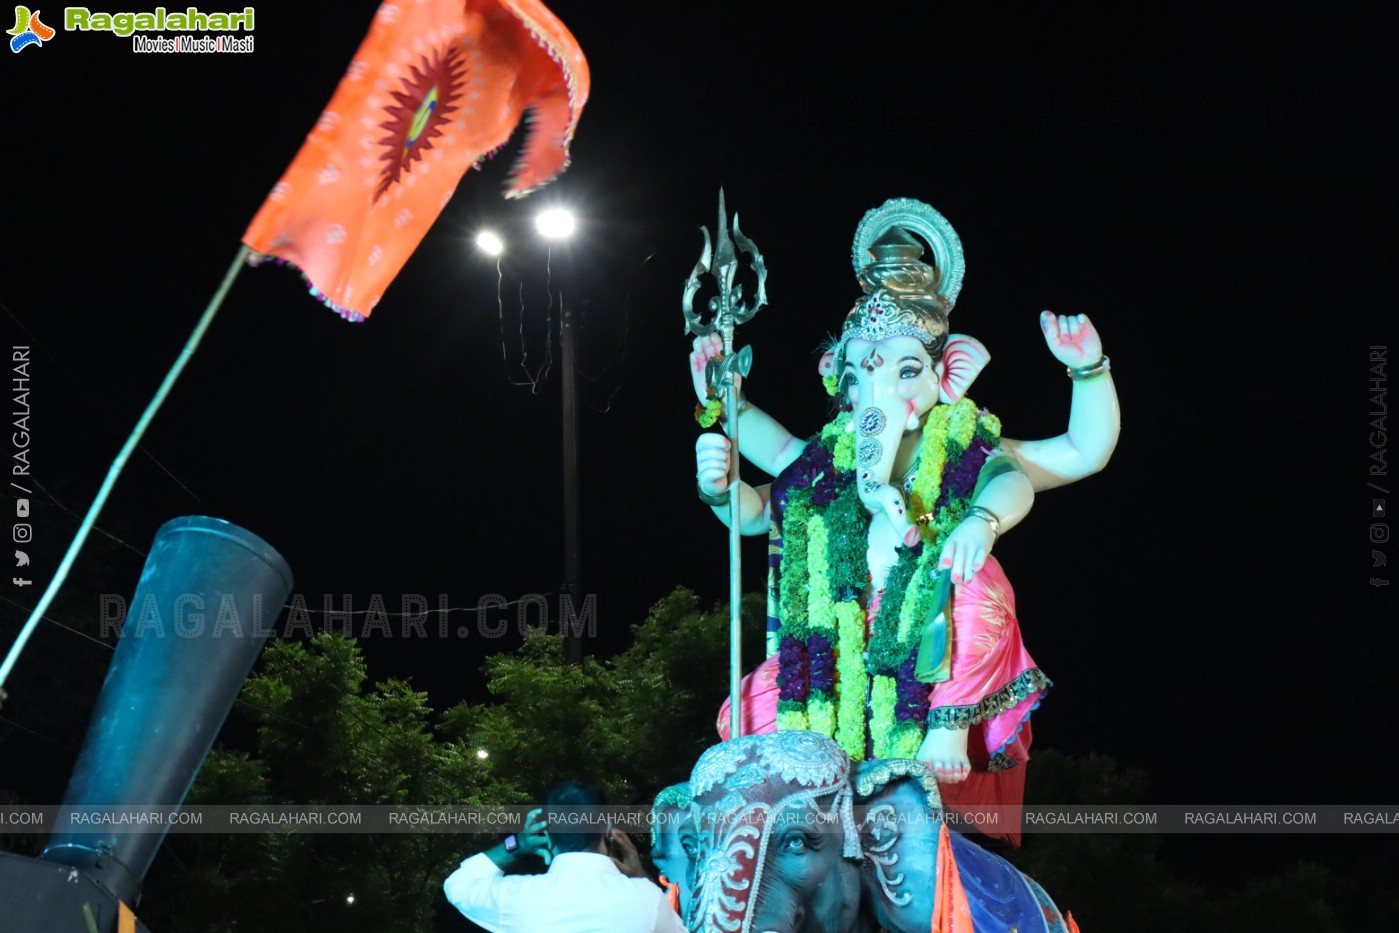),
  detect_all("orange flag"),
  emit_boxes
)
[242,0,589,321]
[932,822,975,933]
